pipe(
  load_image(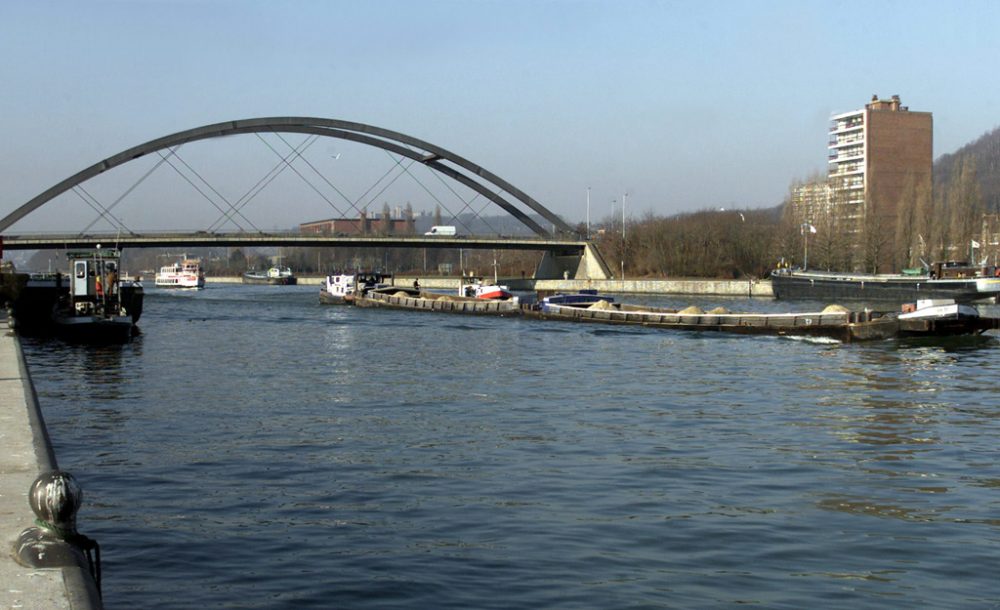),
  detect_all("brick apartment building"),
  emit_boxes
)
[791,95,932,270]
[300,209,415,236]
